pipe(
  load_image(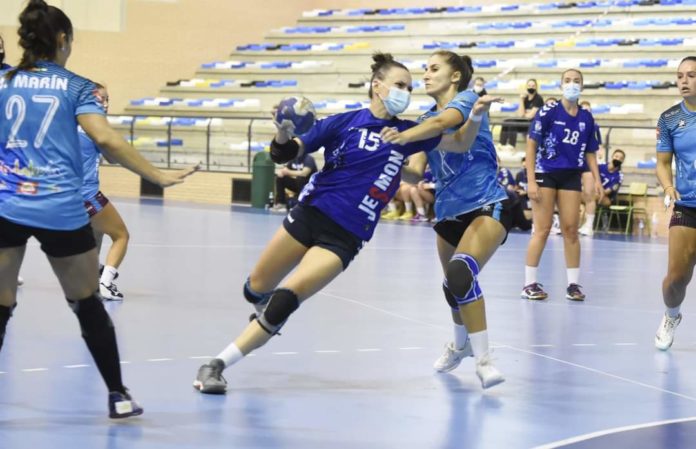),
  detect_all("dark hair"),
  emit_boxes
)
[0,34,5,66]
[368,52,408,99]
[561,68,584,84]
[6,0,72,80]
[474,76,485,83]
[527,78,538,86]
[612,148,626,159]
[679,56,696,66]
[431,51,474,92]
